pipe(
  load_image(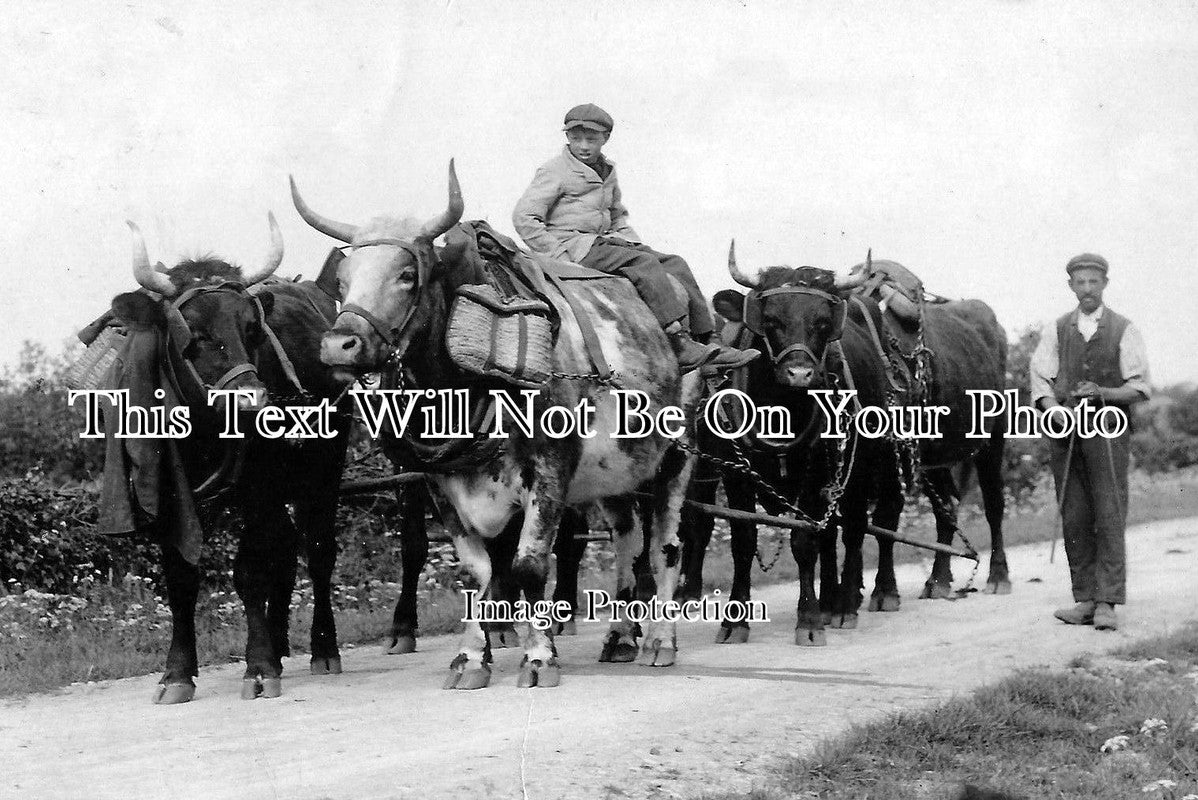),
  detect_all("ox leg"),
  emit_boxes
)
[386,484,428,655]
[920,468,960,600]
[791,525,826,647]
[152,542,199,705]
[598,497,642,664]
[830,480,868,629]
[676,470,720,604]
[717,472,756,644]
[484,519,523,649]
[427,485,495,690]
[817,521,840,627]
[638,447,693,668]
[512,468,572,689]
[299,494,341,675]
[234,503,295,699]
[868,462,904,613]
[977,438,1011,595]
[550,507,588,636]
